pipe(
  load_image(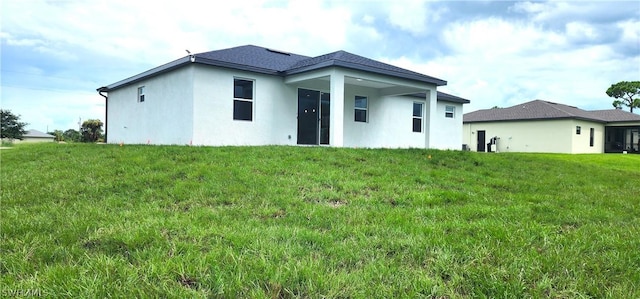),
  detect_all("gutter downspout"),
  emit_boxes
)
[97,87,108,143]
